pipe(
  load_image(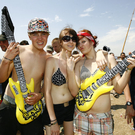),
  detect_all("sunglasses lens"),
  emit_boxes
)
[62,36,77,42]
[62,36,70,42]
[71,37,76,42]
